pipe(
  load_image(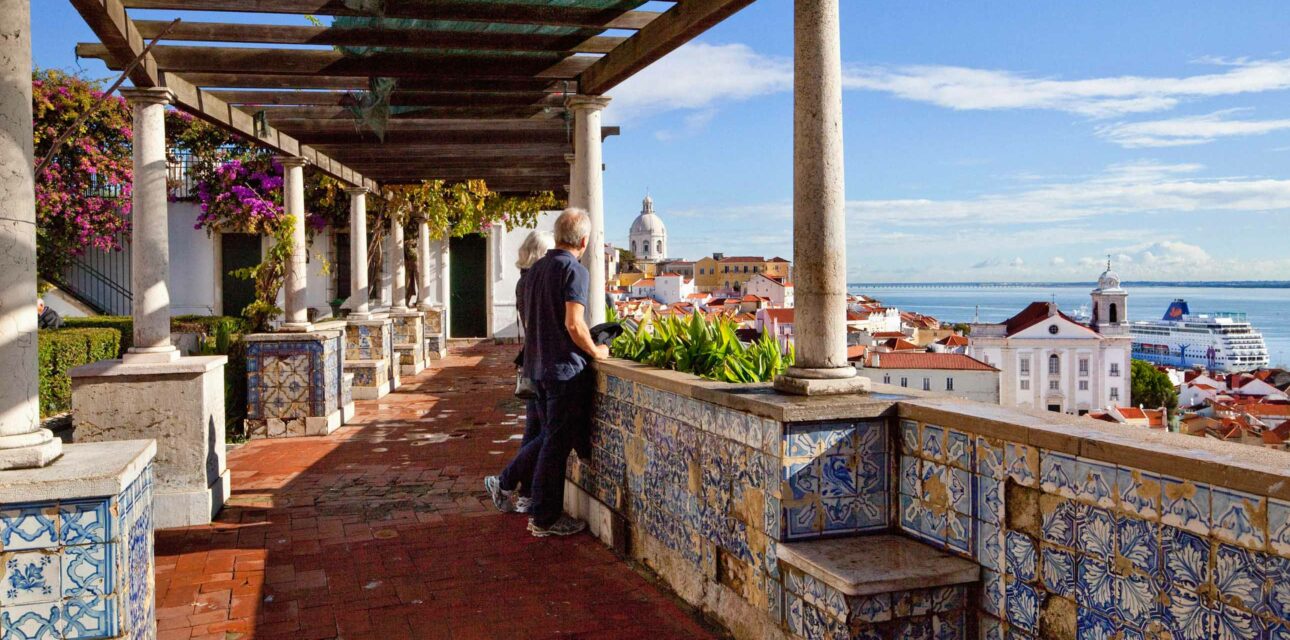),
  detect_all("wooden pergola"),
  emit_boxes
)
[72,0,755,194]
